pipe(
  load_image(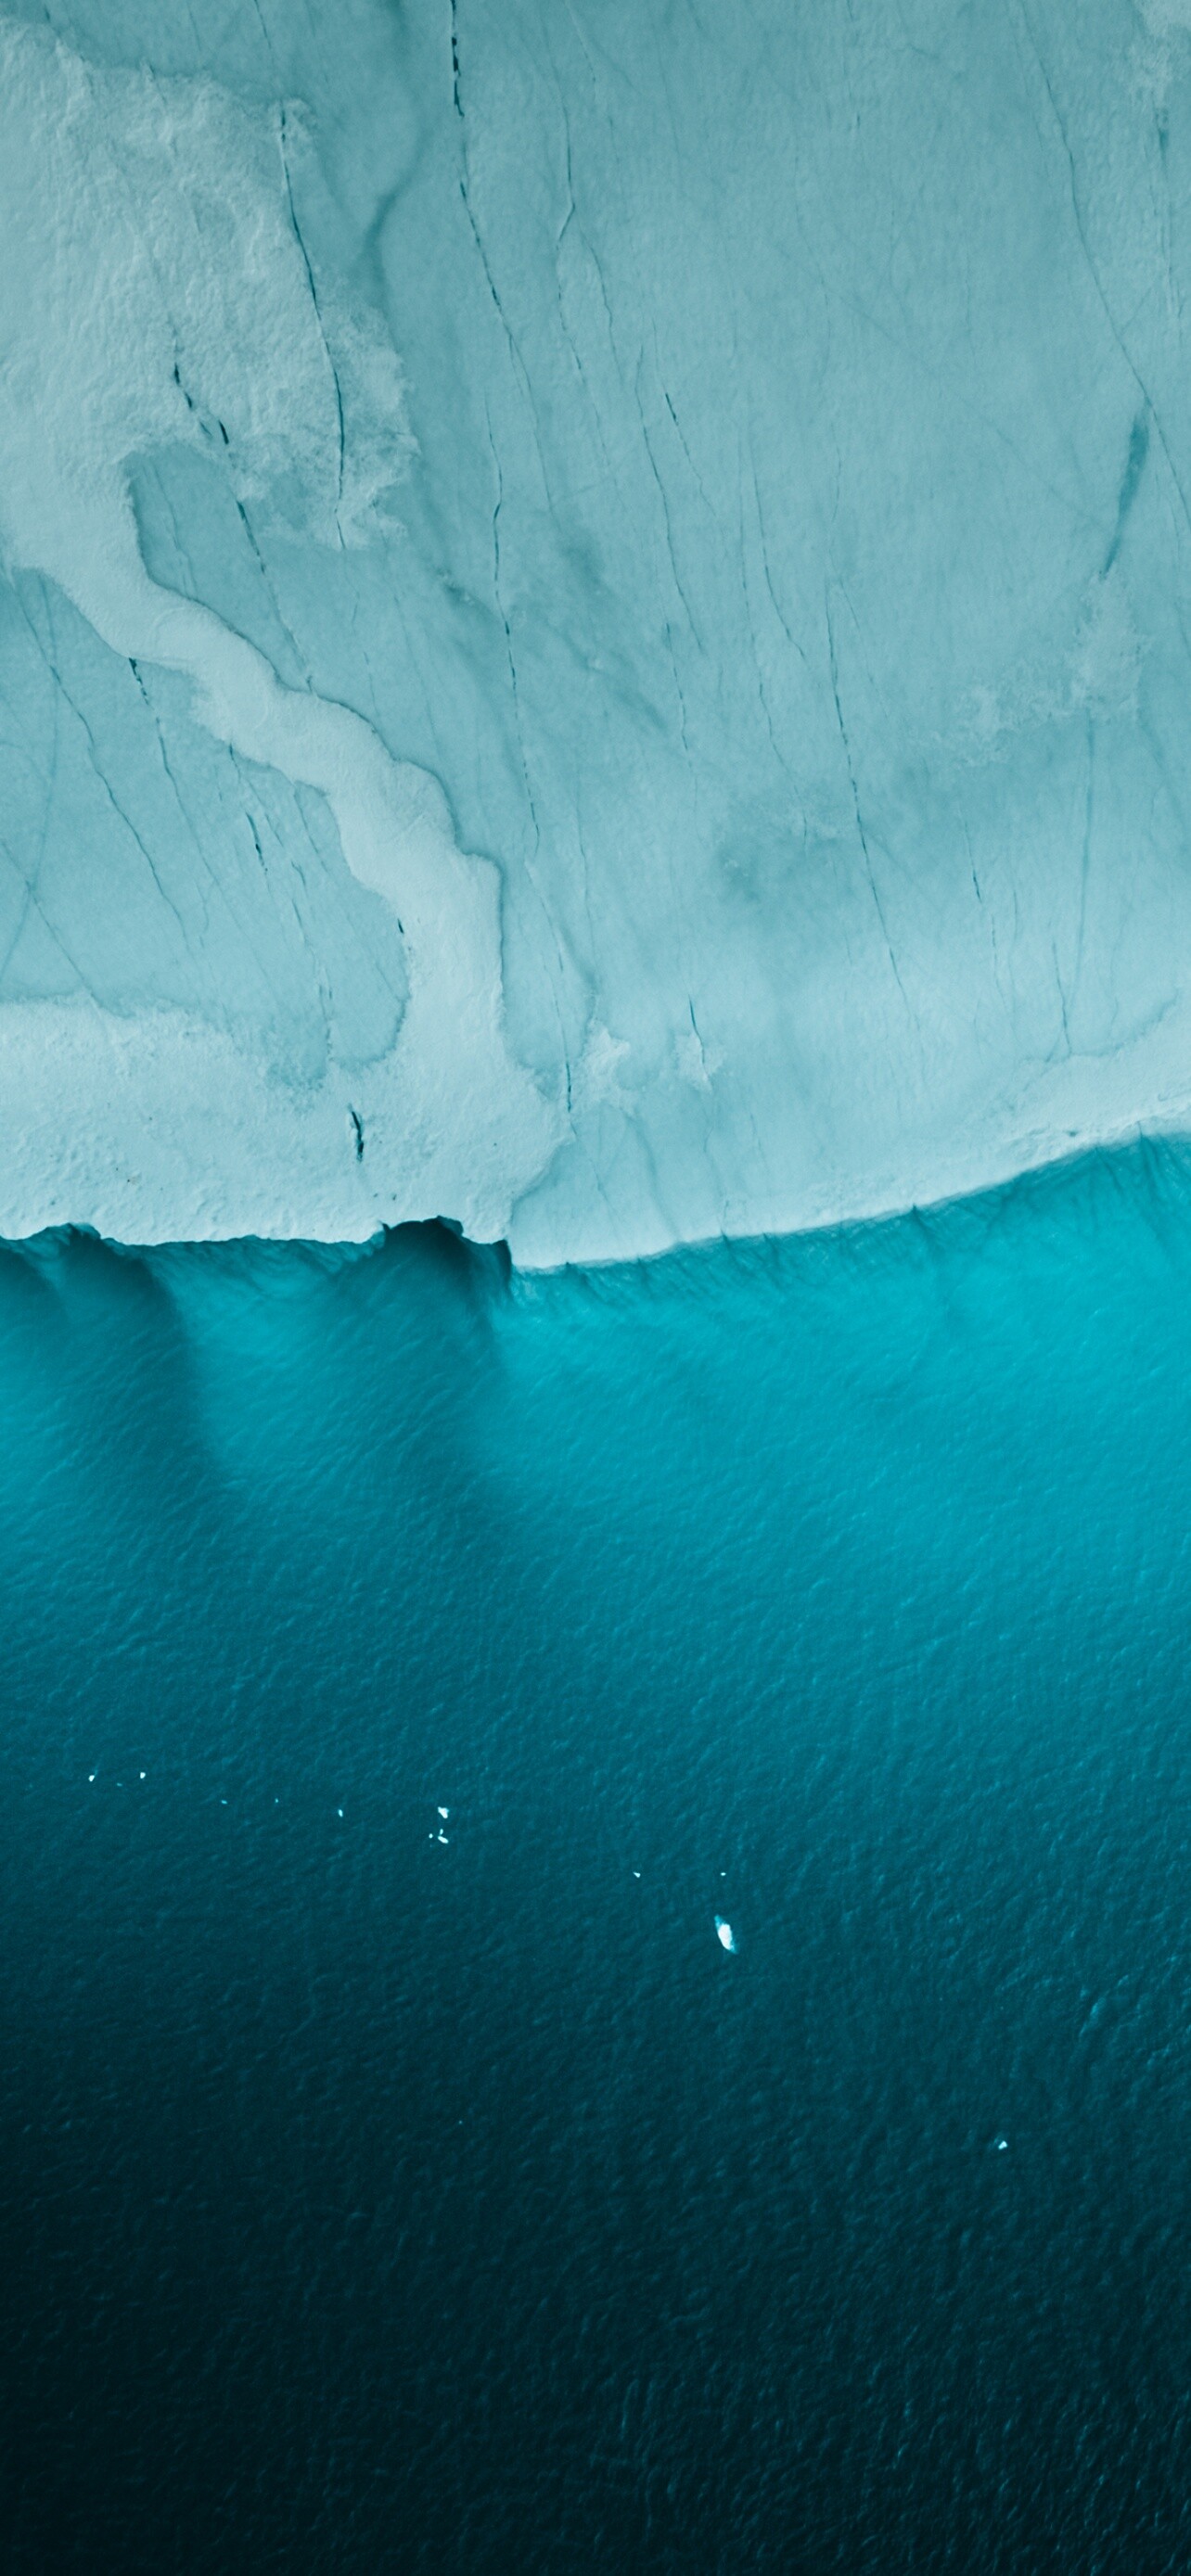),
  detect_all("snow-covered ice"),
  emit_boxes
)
[3,1,1191,1261]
